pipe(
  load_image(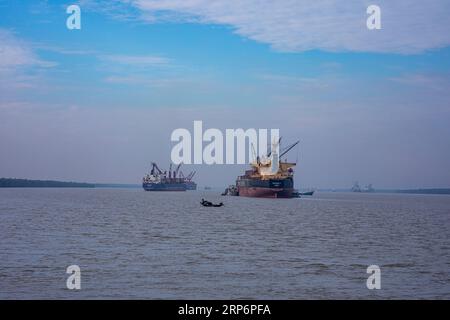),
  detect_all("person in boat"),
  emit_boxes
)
[201,199,223,206]
[201,198,212,206]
